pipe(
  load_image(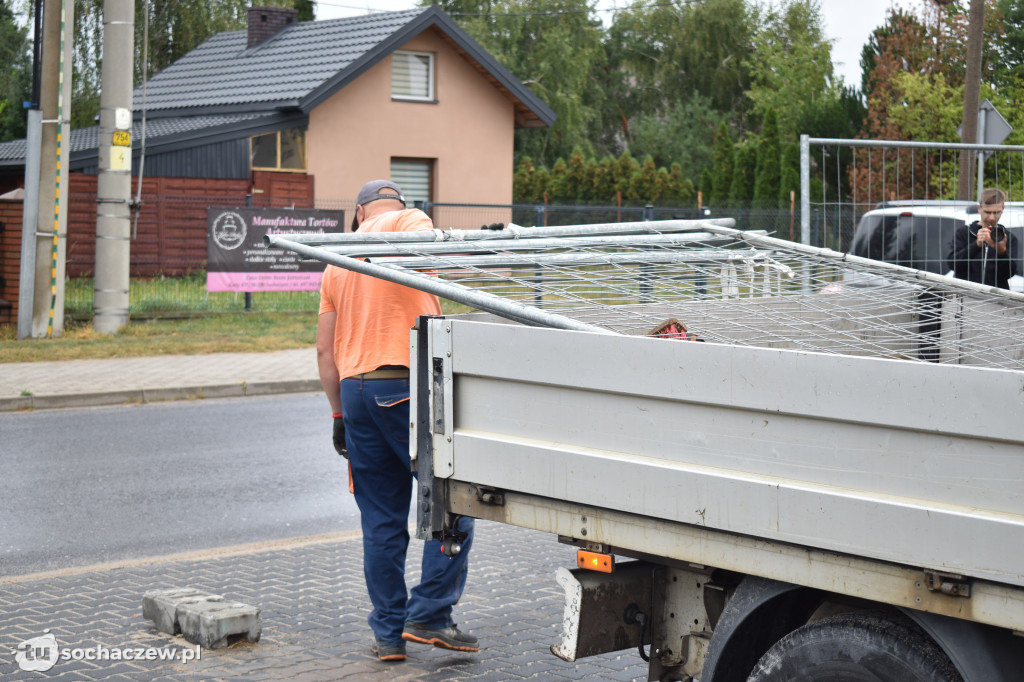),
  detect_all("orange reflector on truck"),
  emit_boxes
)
[577,549,614,573]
